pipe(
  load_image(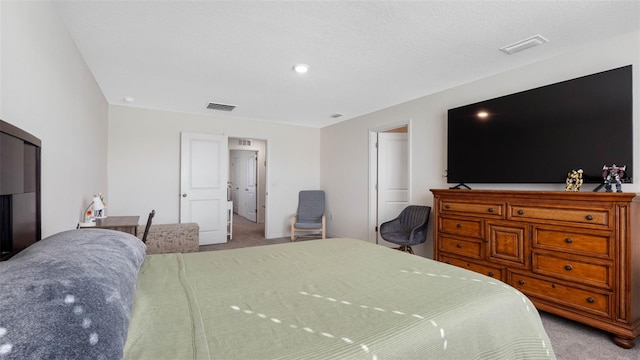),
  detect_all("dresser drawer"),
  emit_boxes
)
[439,236,482,259]
[533,226,612,259]
[510,272,612,318]
[533,253,612,289]
[440,200,504,217]
[440,254,504,281]
[438,217,483,238]
[510,204,609,228]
